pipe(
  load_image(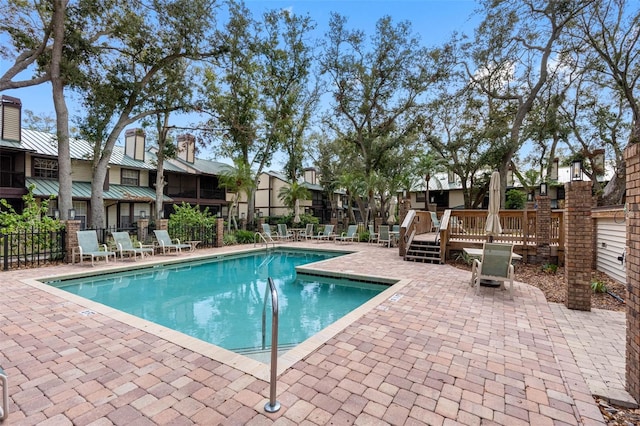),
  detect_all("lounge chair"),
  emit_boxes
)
[336,225,358,244]
[112,231,154,261]
[368,224,378,244]
[277,224,293,242]
[378,225,392,248]
[73,230,117,266]
[429,211,441,232]
[261,223,278,244]
[153,230,190,255]
[470,242,515,300]
[311,224,335,242]
[299,223,315,240]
